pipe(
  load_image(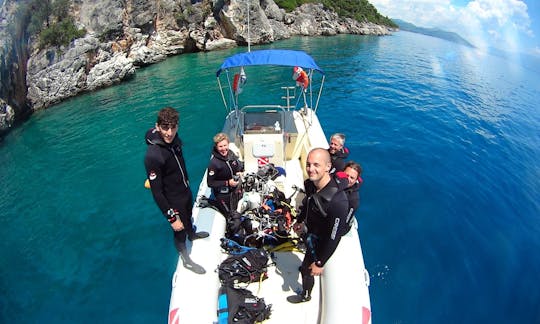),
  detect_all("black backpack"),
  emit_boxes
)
[225,211,254,245]
[217,285,272,324]
[218,248,269,284]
